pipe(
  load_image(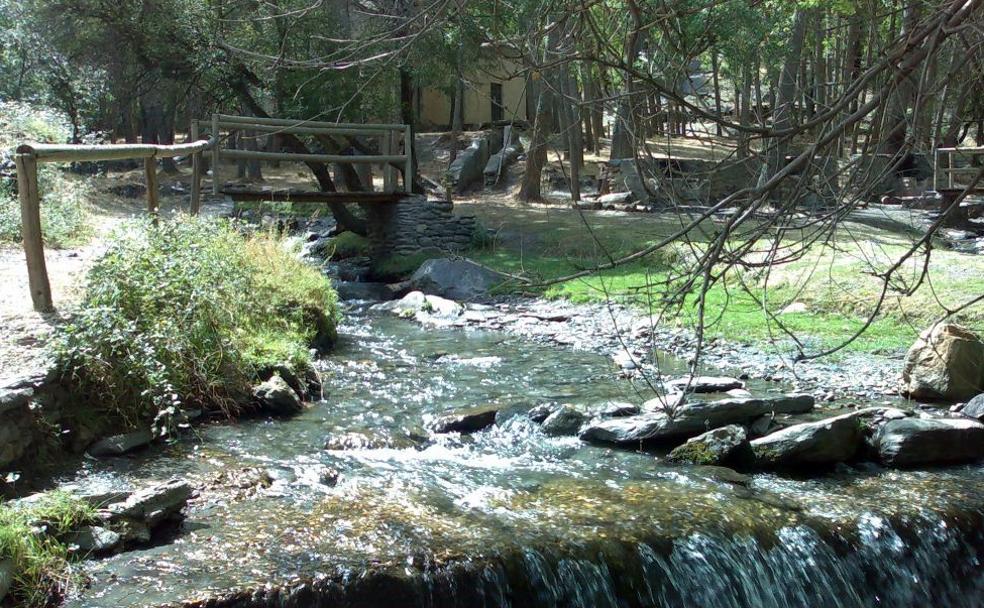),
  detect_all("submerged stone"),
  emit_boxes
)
[540,405,587,436]
[87,429,155,457]
[429,406,499,434]
[68,525,122,556]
